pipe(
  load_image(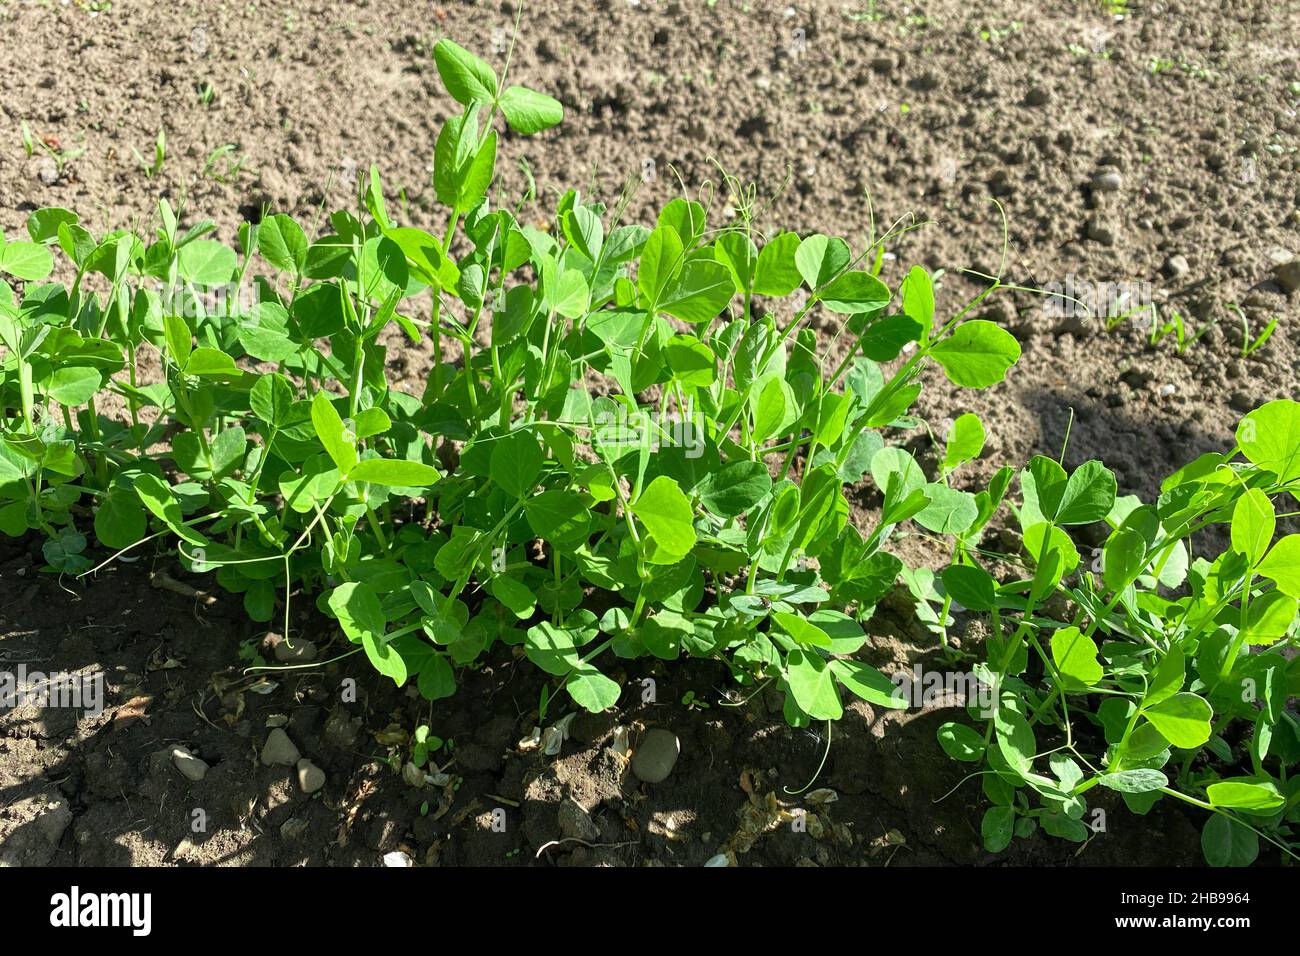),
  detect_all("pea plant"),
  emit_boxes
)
[0,37,1028,734]
[934,399,1300,865]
